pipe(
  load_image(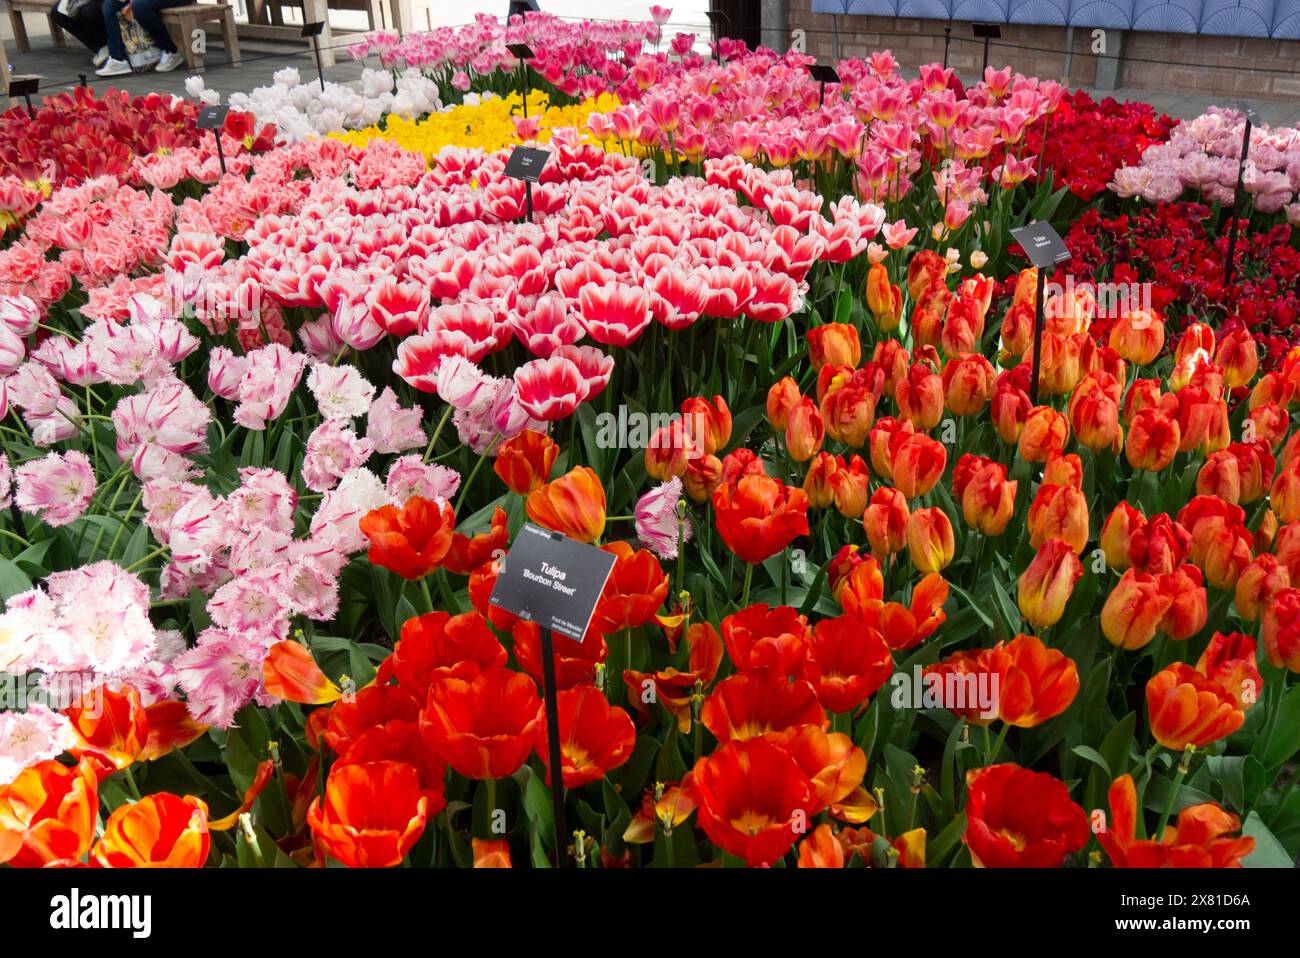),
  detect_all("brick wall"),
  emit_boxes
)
[786,0,1300,100]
